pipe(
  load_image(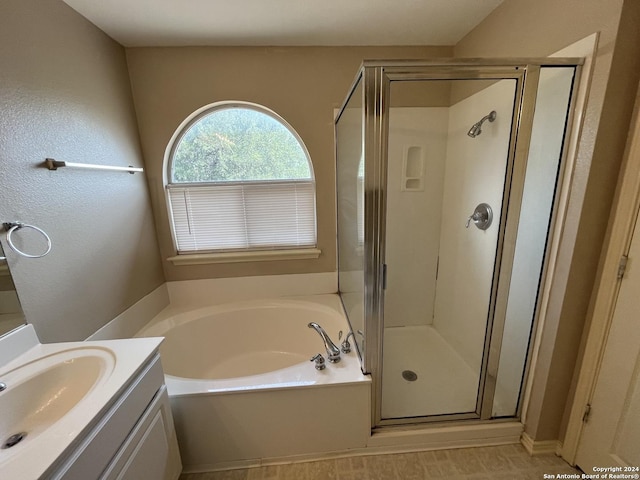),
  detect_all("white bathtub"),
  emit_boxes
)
[137,294,371,471]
